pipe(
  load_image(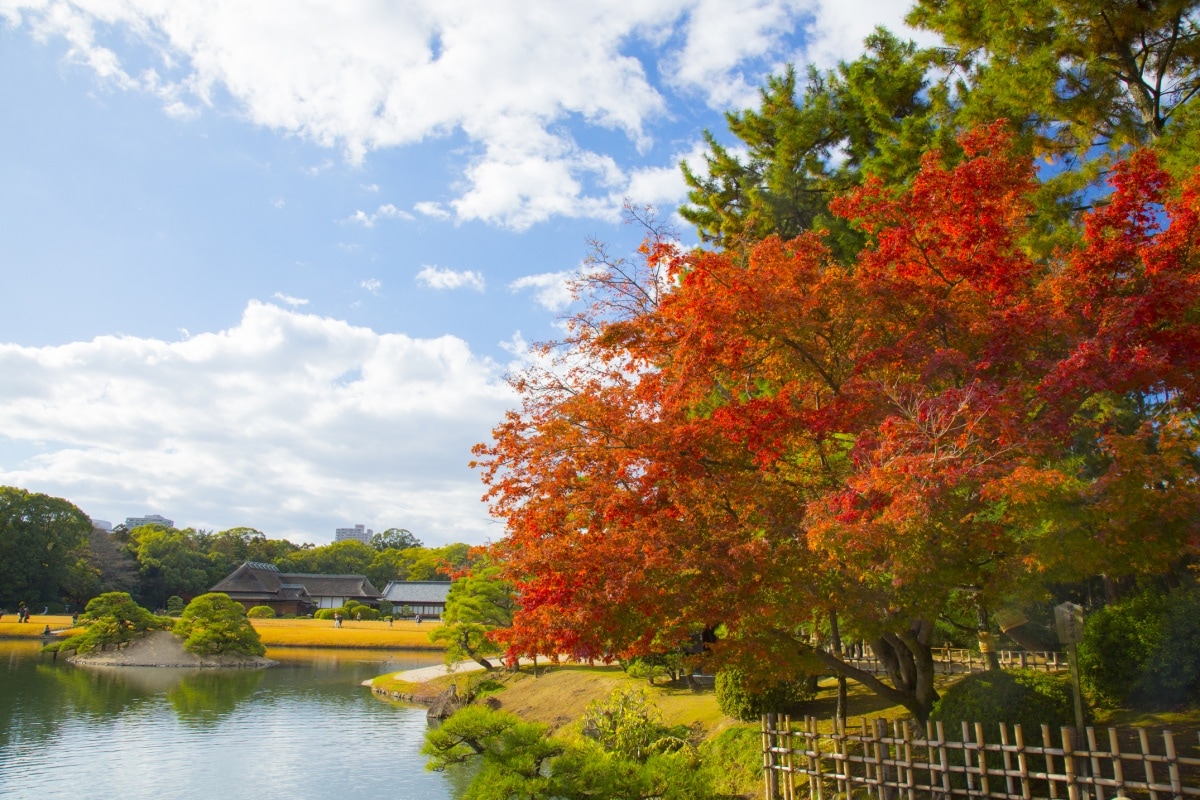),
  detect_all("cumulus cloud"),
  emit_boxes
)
[1,1,924,229]
[360,278,382,295]
[0,302,514,544]
[508,270,579,312]
[415,266,486,292]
